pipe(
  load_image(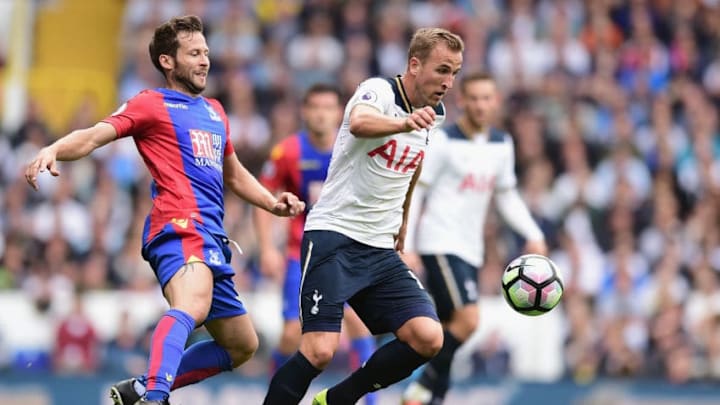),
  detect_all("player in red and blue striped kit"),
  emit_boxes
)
[255,84,377,405]
[25,16,305,405]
